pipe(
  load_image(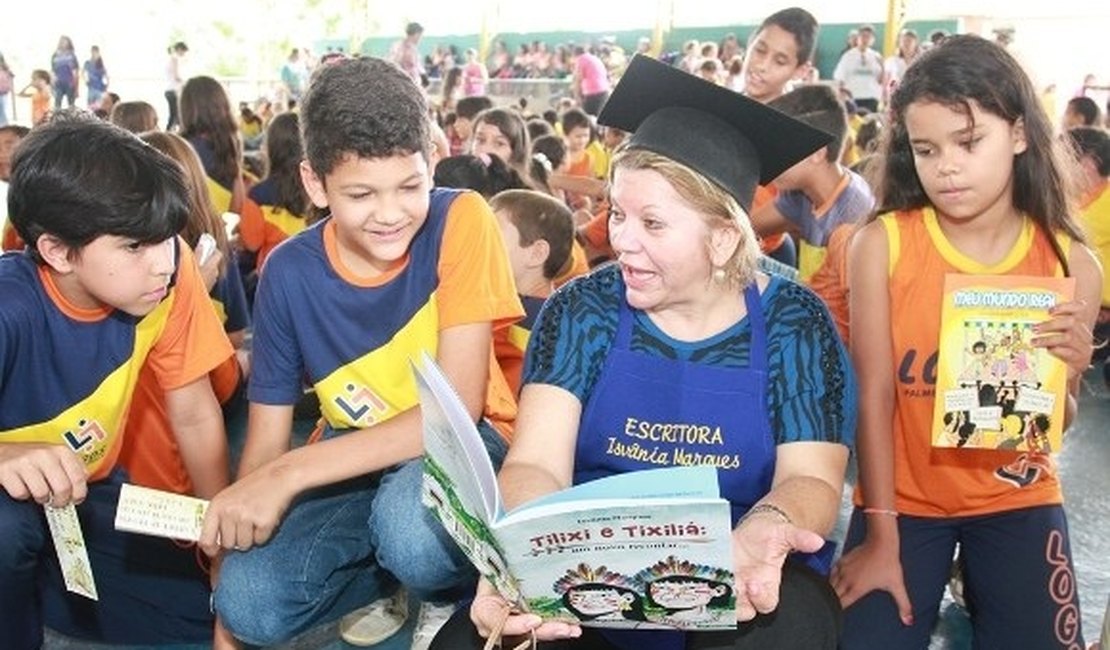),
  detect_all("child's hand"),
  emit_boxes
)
[198,465,295,557]
[831,535,914,625]
[0,442,88,507]
[1034,300,1095,379]
[470,578,579,643]
[732,511,825,621]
